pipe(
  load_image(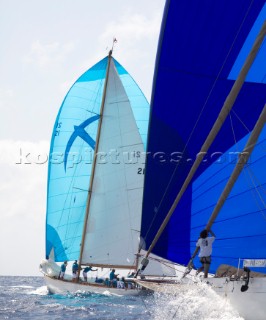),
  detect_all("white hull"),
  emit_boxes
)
[206,276,266,320]
[40,259,145,296]
[44,275,143,296]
